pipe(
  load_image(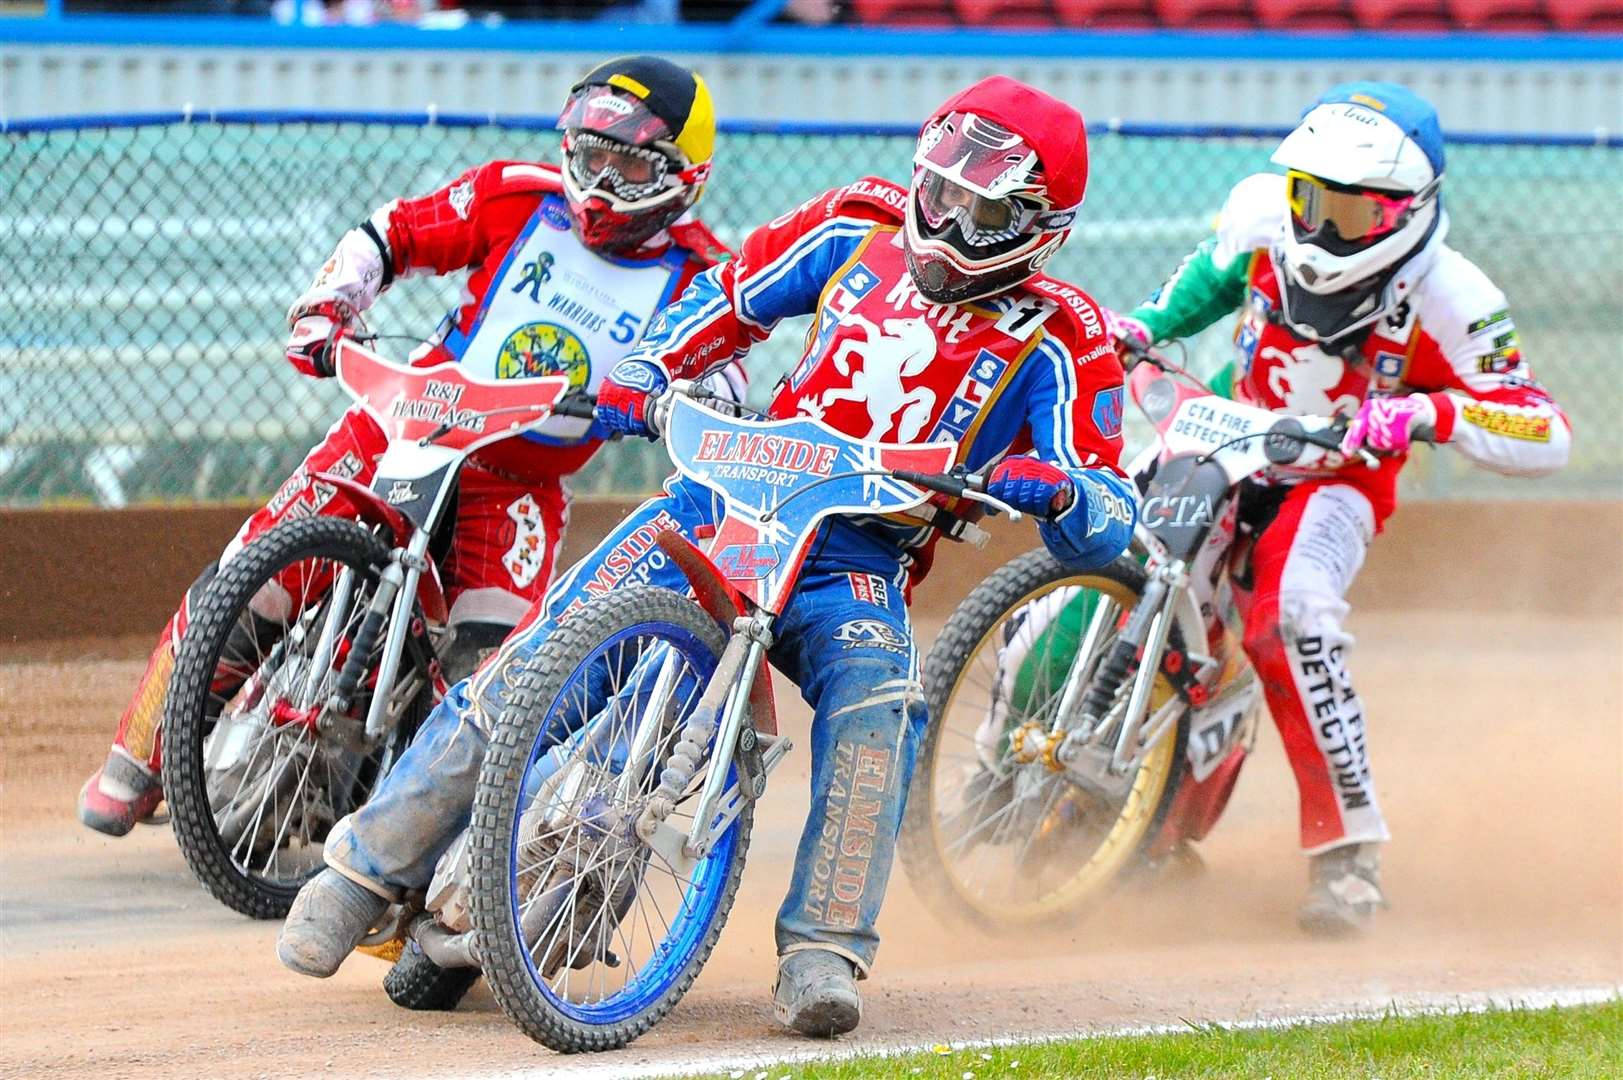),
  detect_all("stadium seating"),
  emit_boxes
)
[1346,0,1452,28]
[1448,0,1550,28]
[1253,0,1354,27]
[850,0,958,24]
[850,0,1623,27]
[1153,0,1256,25]
[1545,0,1623,28]
[955,0,1057,25]
[1051,0,1160,26]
